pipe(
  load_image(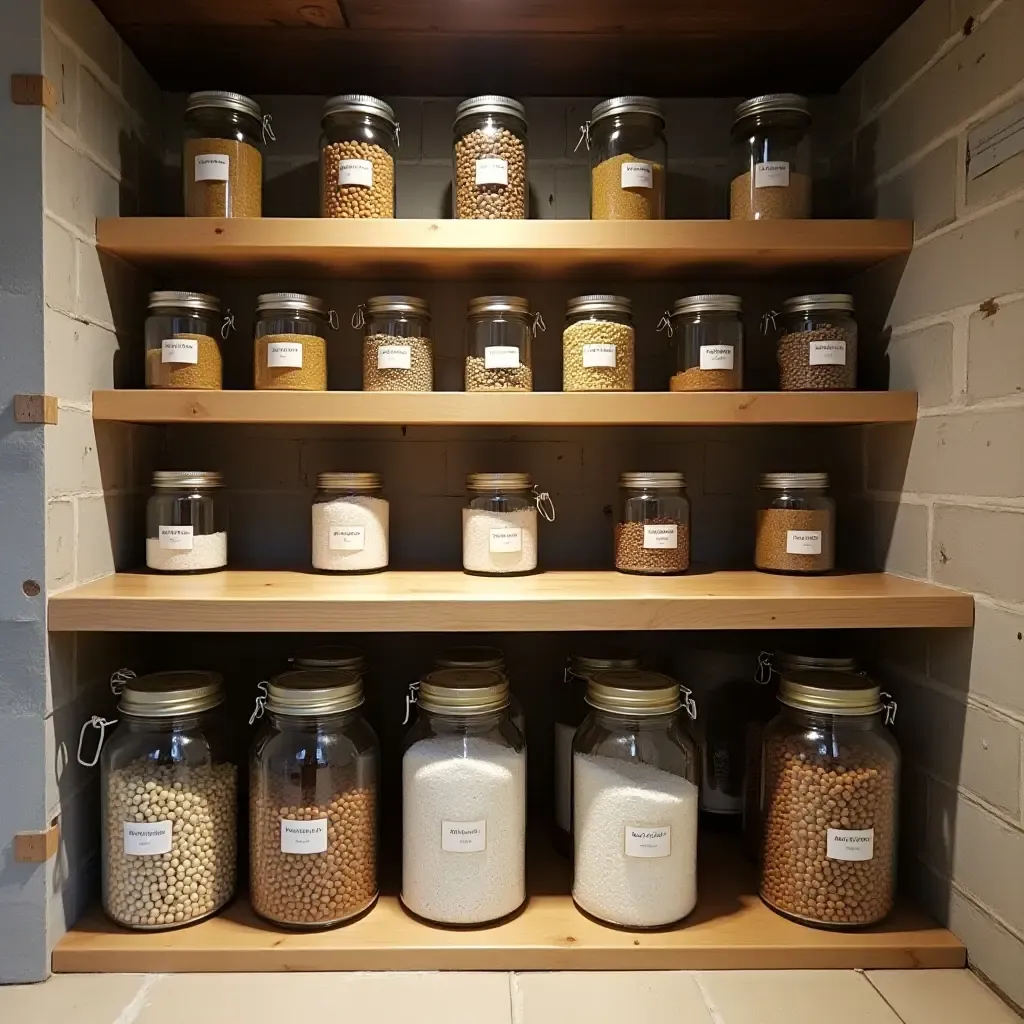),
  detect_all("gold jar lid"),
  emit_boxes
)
[434,645,506,672]
[316,472,381,491]
[586,670,681,716]
[418,668,509,716]
[266,669,364,716]
[119,671,224,718]
[778,669,882,716]
[569,650,641,678]
[466,473,532,492]
[292,645,366,673]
